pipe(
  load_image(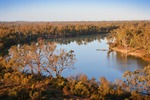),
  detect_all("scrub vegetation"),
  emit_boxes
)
[0,21,150,99]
